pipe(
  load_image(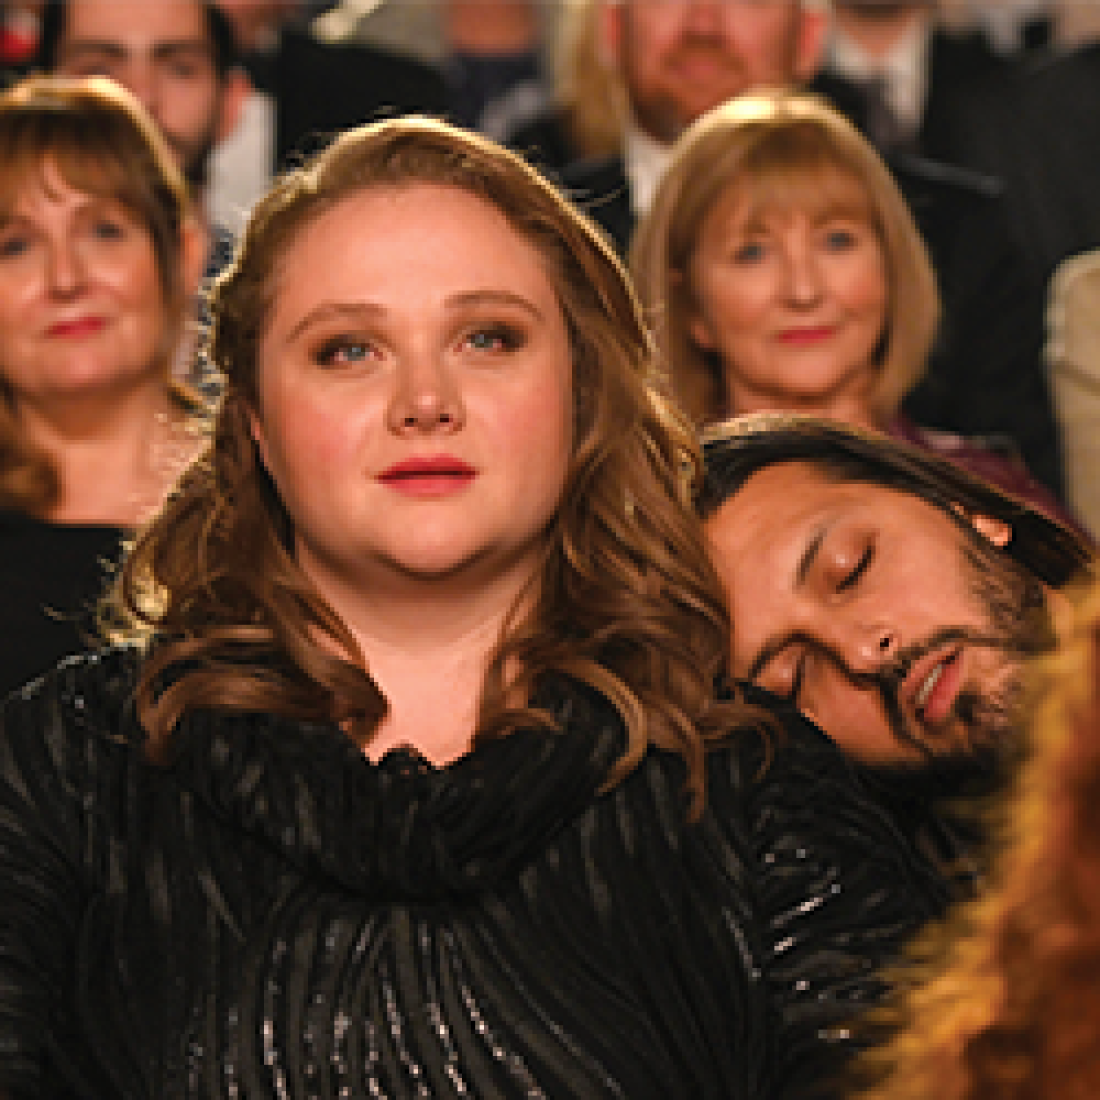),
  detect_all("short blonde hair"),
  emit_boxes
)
[630,89,940,427]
